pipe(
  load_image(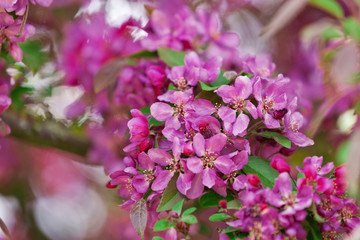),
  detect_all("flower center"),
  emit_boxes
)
[231,98,245,111]
[290,121,299,132]
[202,151,218,169]
[175,77,188,91]
[263,97,274,111]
